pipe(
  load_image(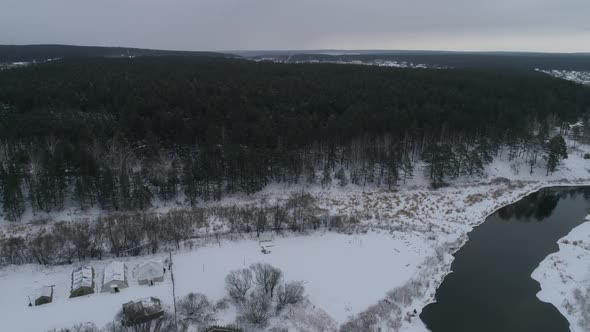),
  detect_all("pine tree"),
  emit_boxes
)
[468,150,484,176]
[305,164,316,185]
[182,158,198,206]
[334,168,348,187]
[545,135,568,175]
[385,157,398,190]
[422,144,455,188]
[118,159,131,209]
[321,165,332,188]
[2,165,25,222]
[131,173,153,210]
